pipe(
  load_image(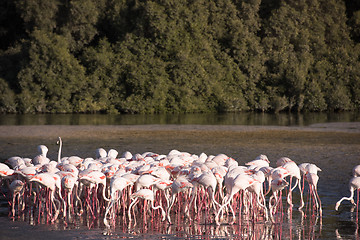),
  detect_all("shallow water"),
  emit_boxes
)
[0,123,359,239]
